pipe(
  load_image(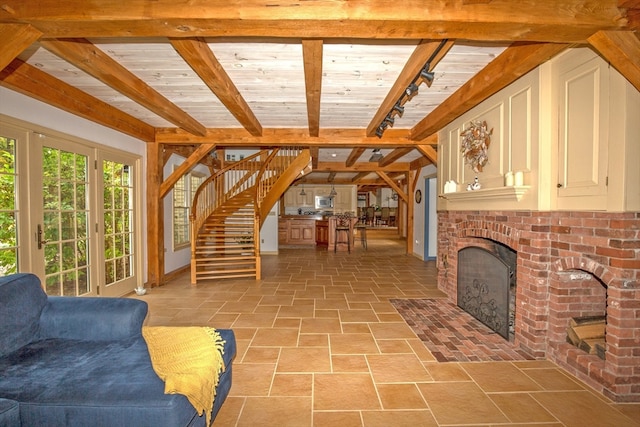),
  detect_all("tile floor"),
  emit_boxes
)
[134,237,640,427]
